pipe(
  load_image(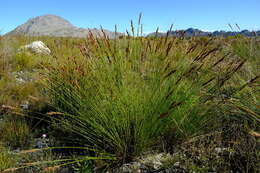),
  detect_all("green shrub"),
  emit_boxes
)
[13,52,37,71]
